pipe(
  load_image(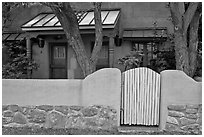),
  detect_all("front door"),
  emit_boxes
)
[50,43,67,79]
